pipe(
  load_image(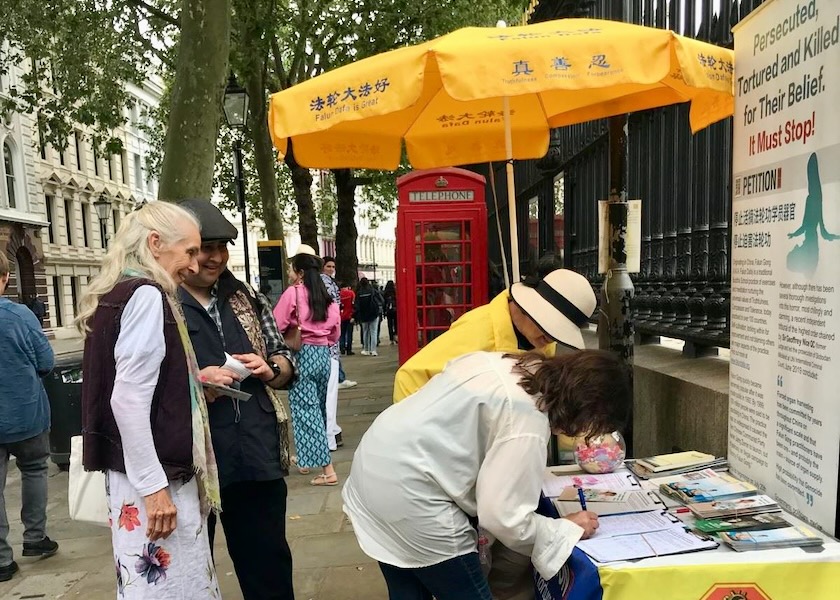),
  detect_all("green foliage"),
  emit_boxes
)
[0,0,179,155]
